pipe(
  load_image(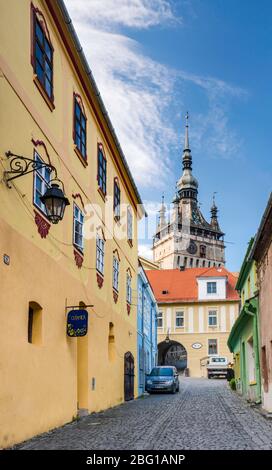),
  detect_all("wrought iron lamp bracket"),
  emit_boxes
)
[4,151,57,188]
